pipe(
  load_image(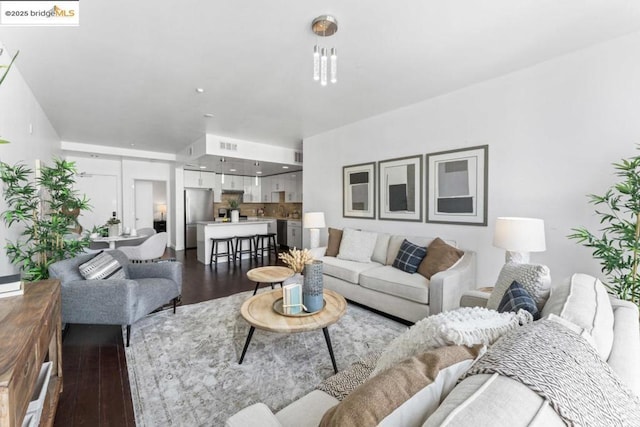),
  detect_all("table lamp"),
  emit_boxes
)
[156,204,167,221]
[303,212,326,249]
[493,217,546,264]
